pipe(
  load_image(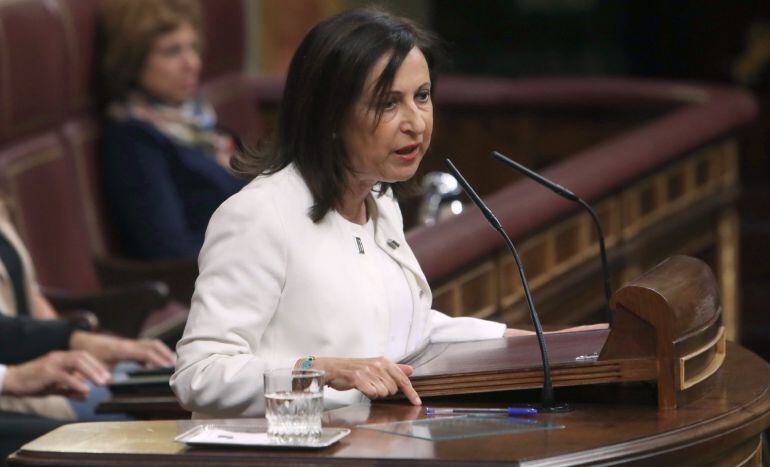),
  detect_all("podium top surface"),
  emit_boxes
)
[10,343,770,466]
